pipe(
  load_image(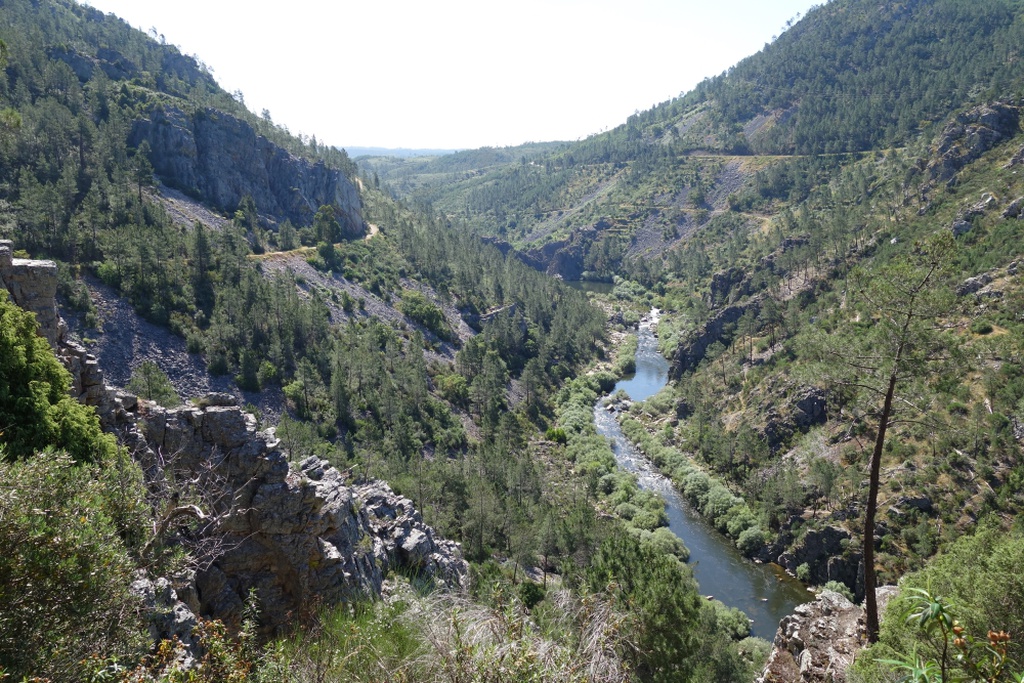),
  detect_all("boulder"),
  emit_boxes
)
[131,576,200,669]
[925,103,1020,187]
[957,273,993,296]
[1002,197,1024,219]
